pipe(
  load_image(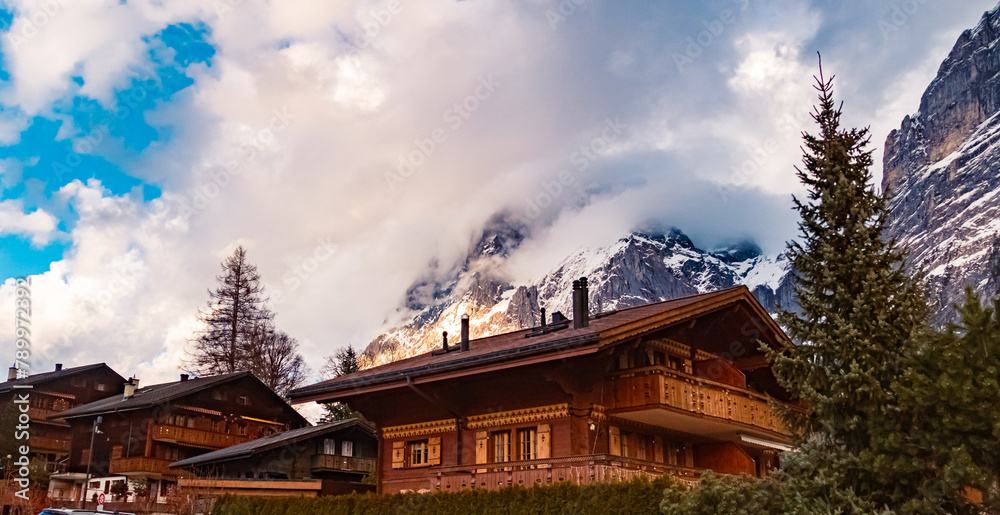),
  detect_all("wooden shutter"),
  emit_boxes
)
[475,431,488,464]
[428,437,441,466]
[391,441,405,469]
[609,426,621,456]
[536,424,551,459]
